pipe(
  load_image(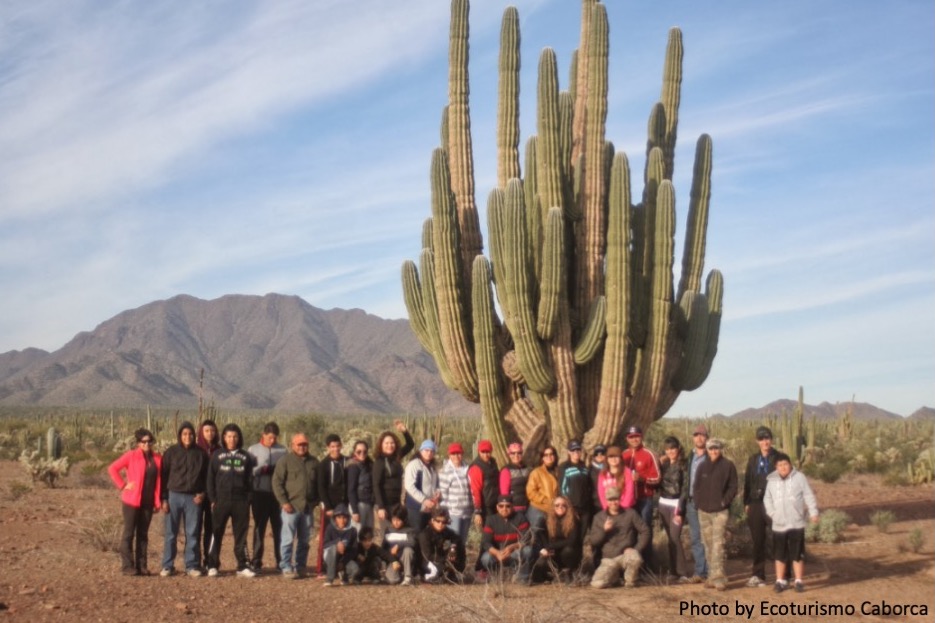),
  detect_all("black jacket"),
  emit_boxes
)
[160,422,207,499]
[658,457,688,515]
[207,448,253,504]
[557,461,592,511]
[693,456,738,513]
[418,525,466,572]
[743,448,779,505]
[373,431,415,511]
[347,459,374,513]
[318,455,348,511]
